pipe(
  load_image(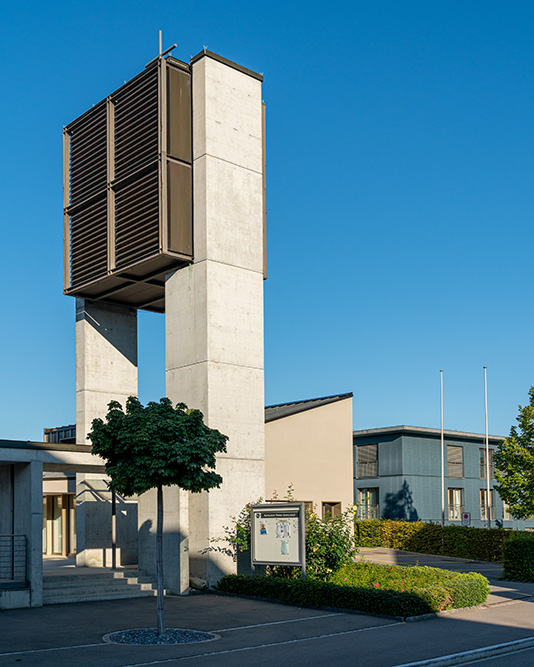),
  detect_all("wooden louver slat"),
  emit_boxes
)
[69,106,107,206]
[114,67,159,181]
[115,167,159,268]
